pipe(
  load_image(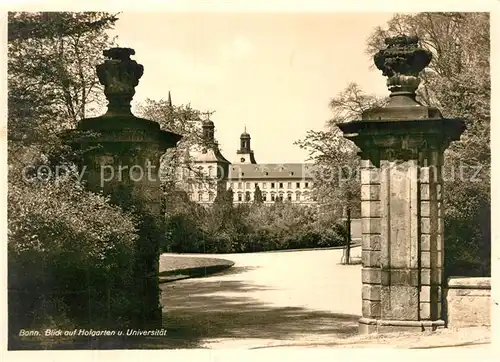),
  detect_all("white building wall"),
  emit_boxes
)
[228,179,314,204]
